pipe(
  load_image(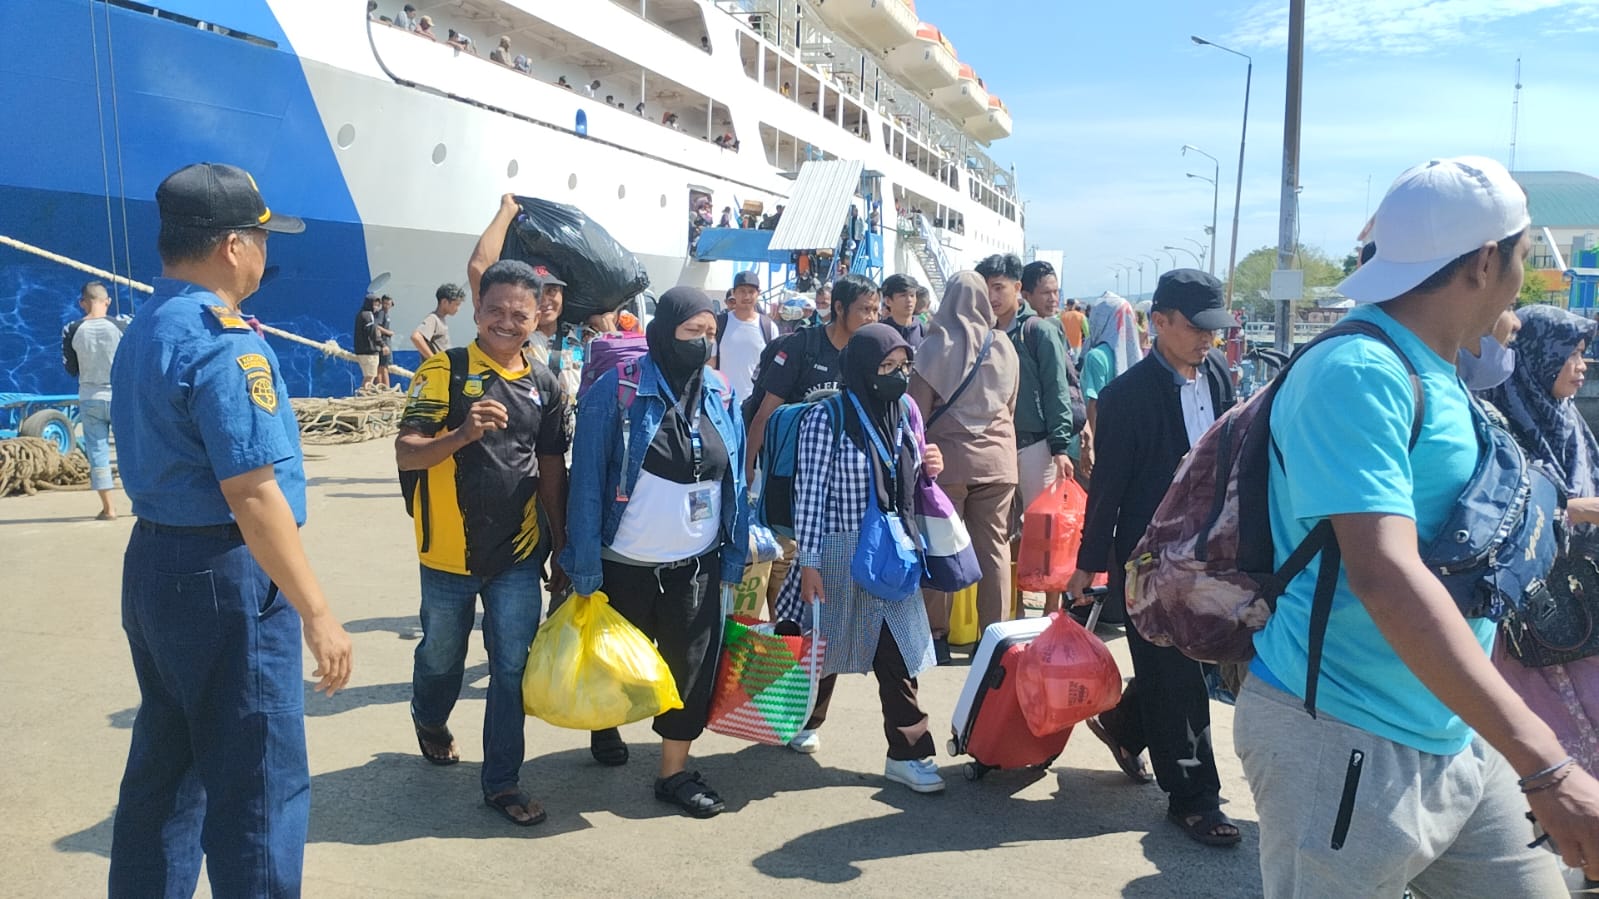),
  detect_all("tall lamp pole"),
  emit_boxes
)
[1182,144,1220,276]
[1192,35,1252,311]
[1165,245,1202,267]
[1181,237,1208,268]
[1139,254,1162,290]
